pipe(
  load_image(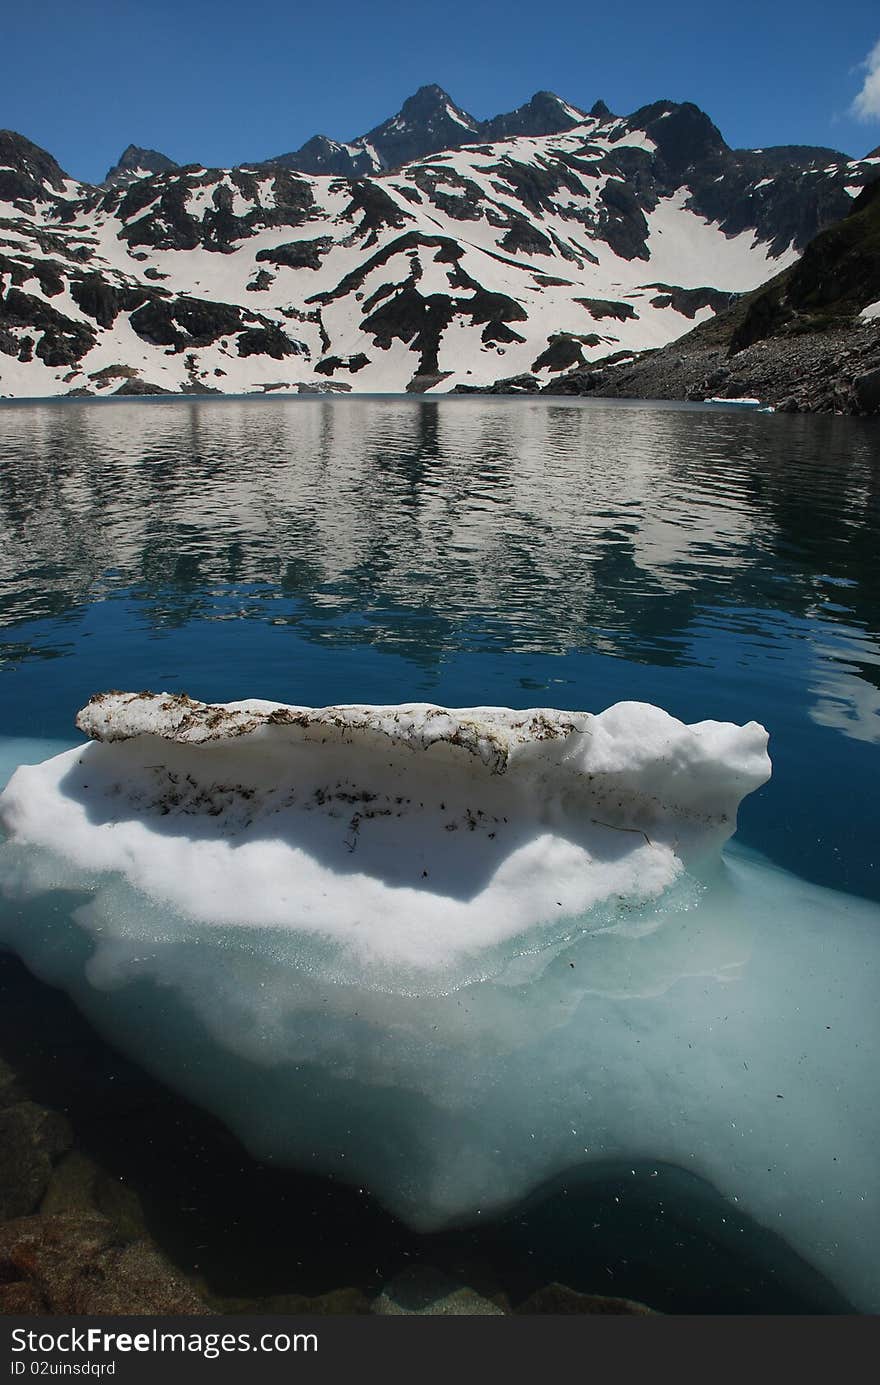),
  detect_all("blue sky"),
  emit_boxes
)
[5,0,880,182]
